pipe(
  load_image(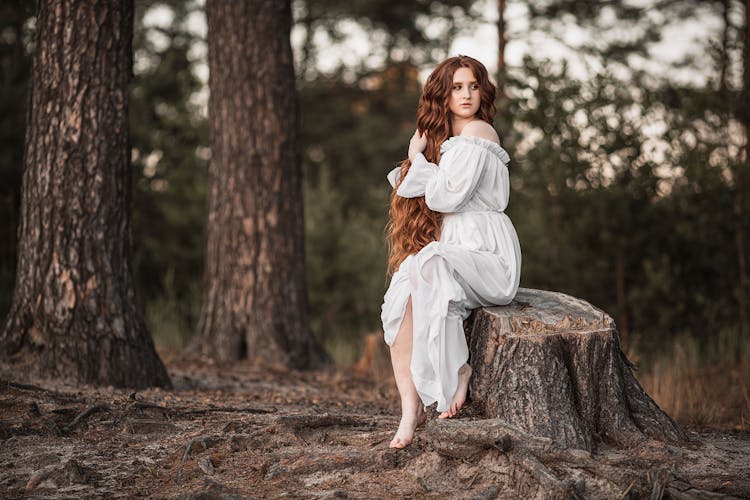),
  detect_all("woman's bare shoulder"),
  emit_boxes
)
[460,121,500,144]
